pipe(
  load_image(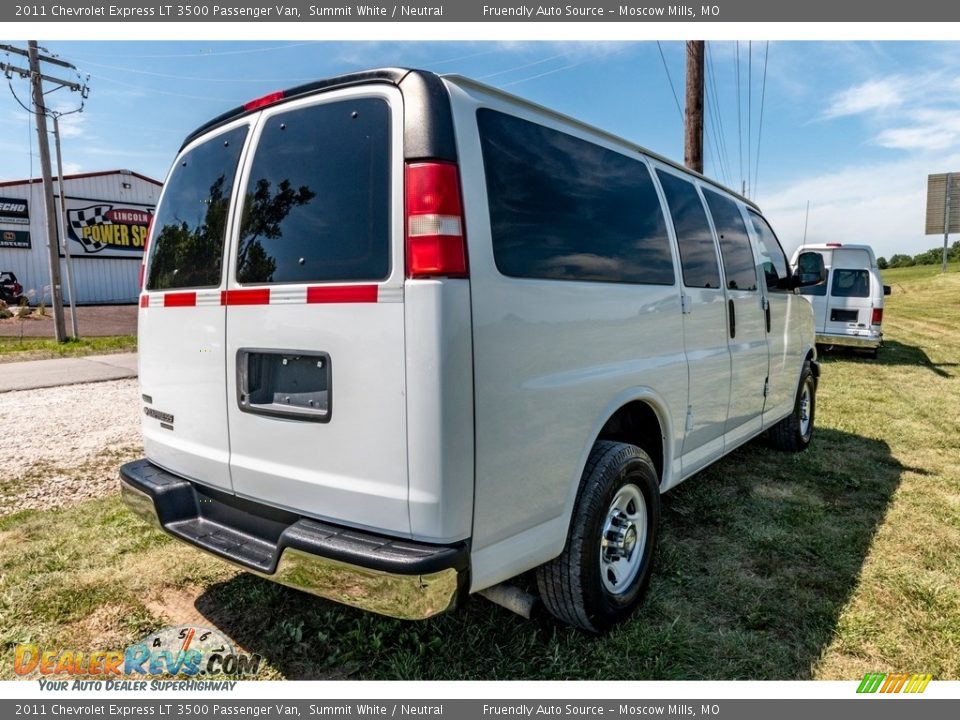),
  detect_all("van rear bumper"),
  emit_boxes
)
[815,331,882,349]
[119,459,468,620]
